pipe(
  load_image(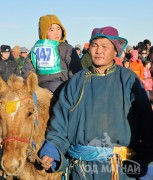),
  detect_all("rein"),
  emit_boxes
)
[1,137,30,144]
